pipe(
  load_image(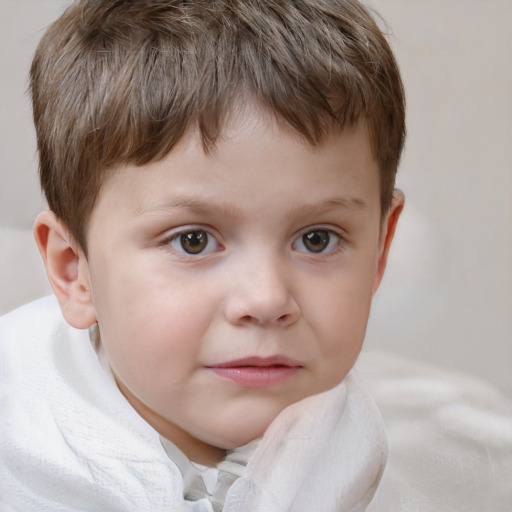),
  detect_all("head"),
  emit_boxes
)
[33,0,405,464]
